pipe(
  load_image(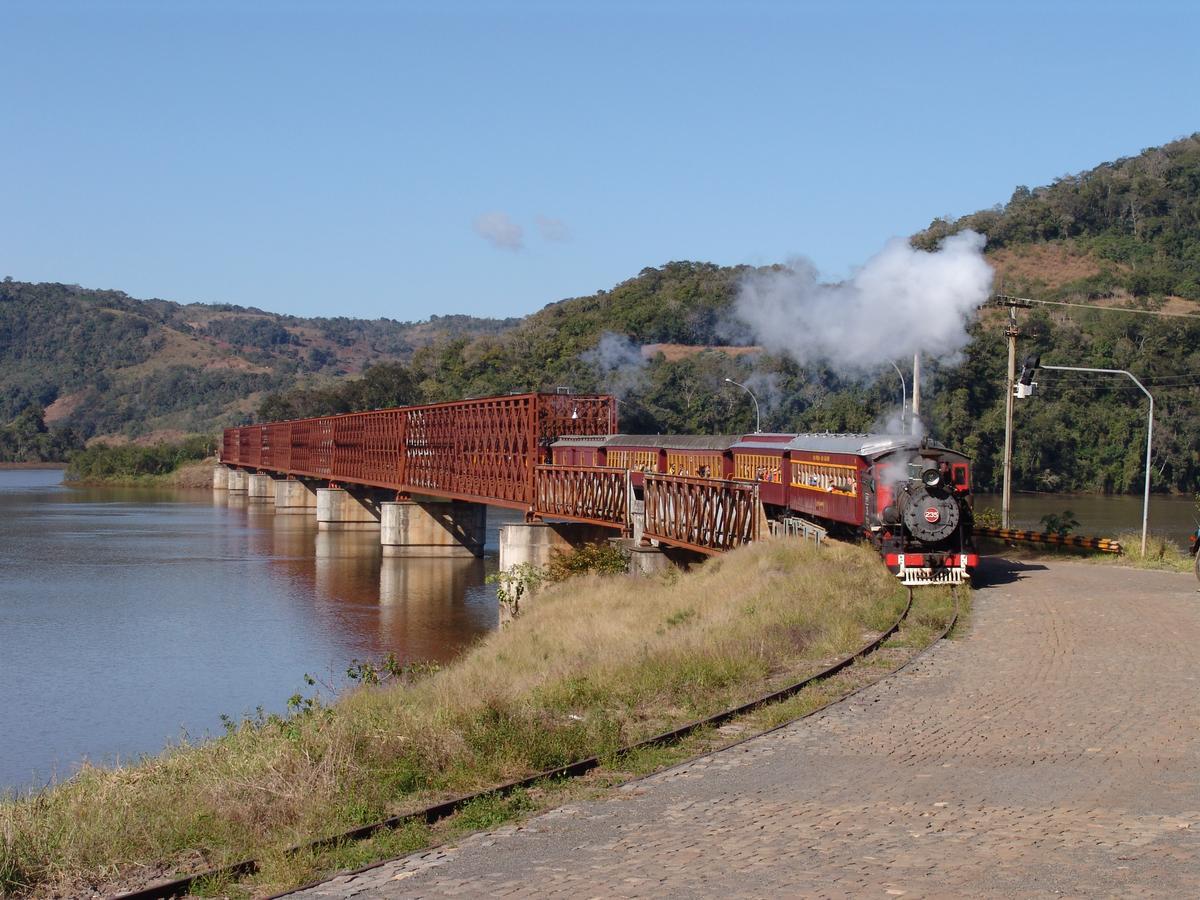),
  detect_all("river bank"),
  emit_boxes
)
[0,538,951,898]
[64,457,216,488]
